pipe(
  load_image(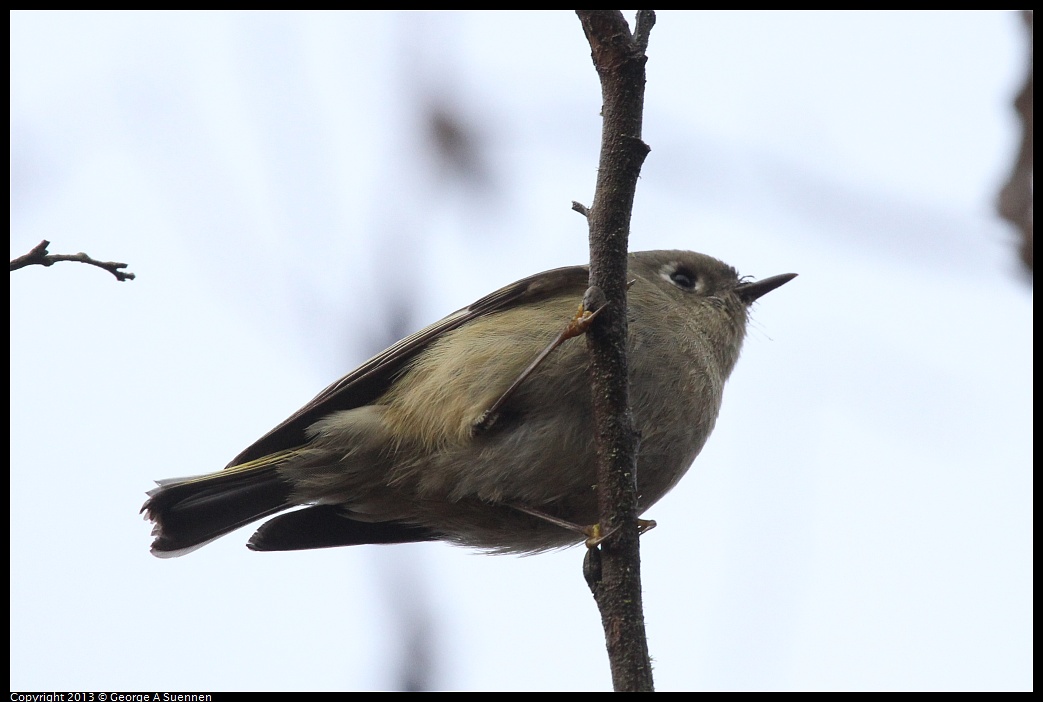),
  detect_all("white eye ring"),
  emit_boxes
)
[660,262,702,292]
